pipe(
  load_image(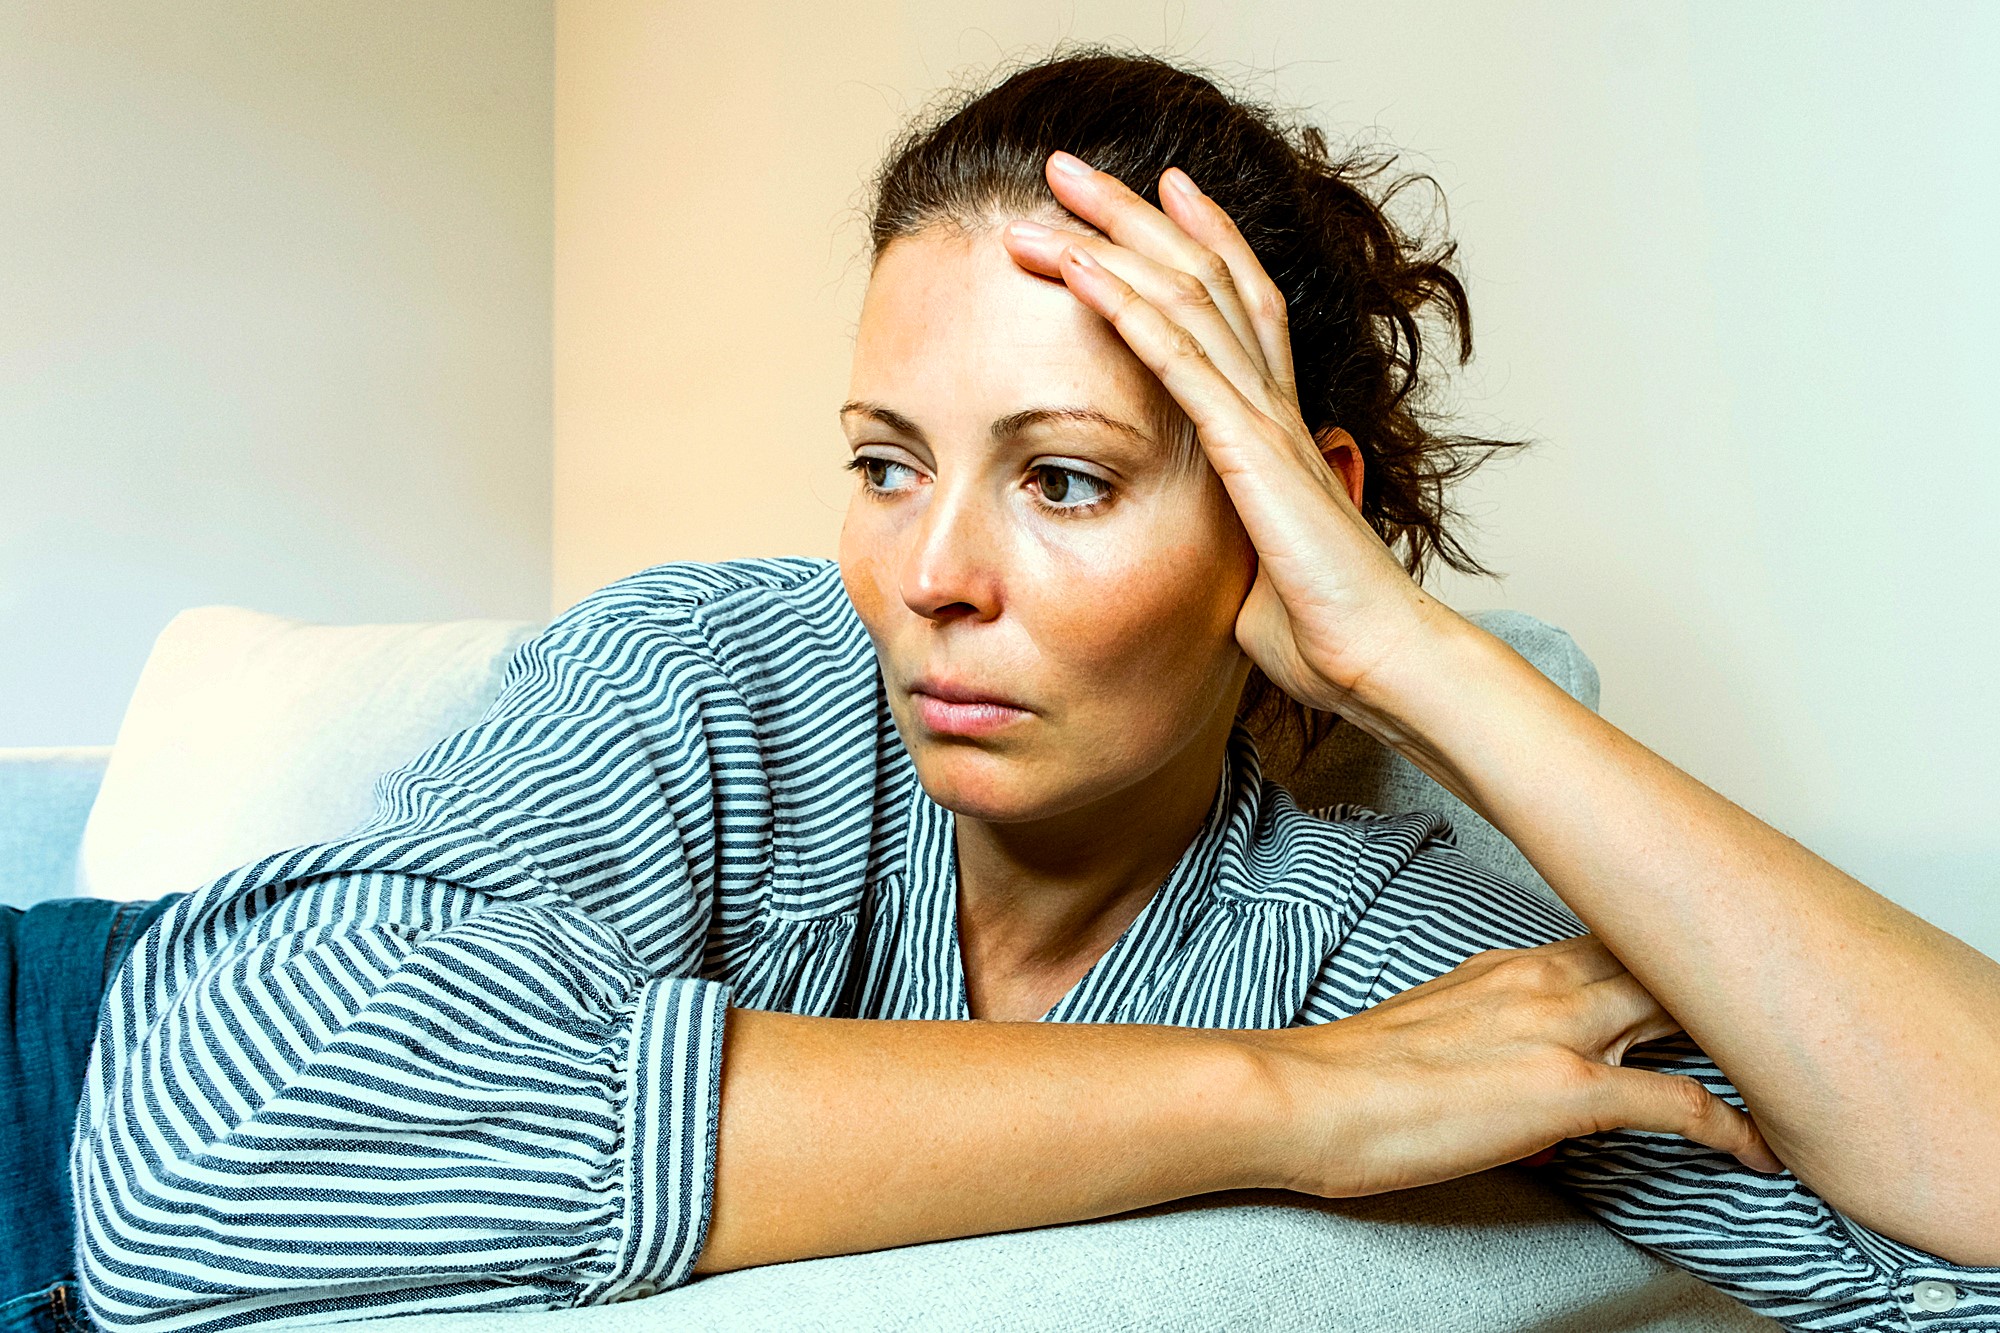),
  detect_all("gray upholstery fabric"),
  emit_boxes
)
[361,1176,1771,1332]
[1273,610,1601,904]
[351,612,1772,1333]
